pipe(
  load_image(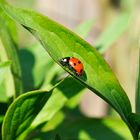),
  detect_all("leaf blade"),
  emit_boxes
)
[1,1,131,117]
[2,90,52,140]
